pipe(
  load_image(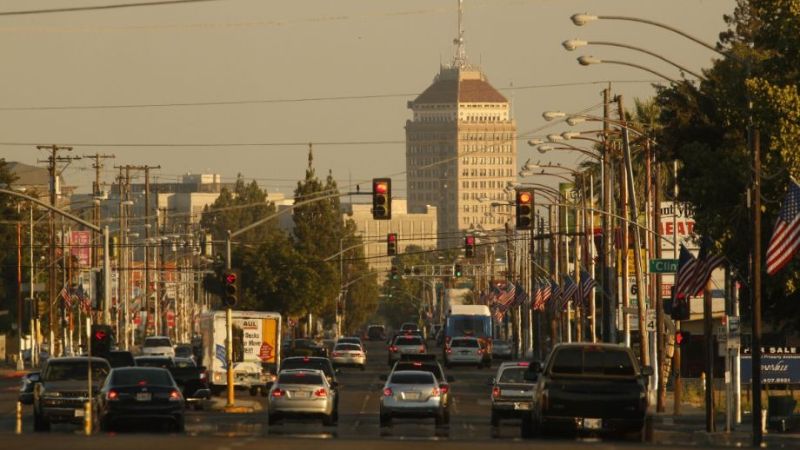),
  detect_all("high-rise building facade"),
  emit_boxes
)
[405,6,516,245]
